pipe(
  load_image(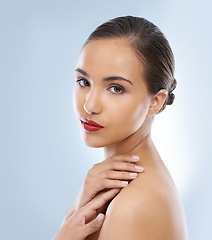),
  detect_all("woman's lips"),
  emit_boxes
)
[81,118,104,132]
